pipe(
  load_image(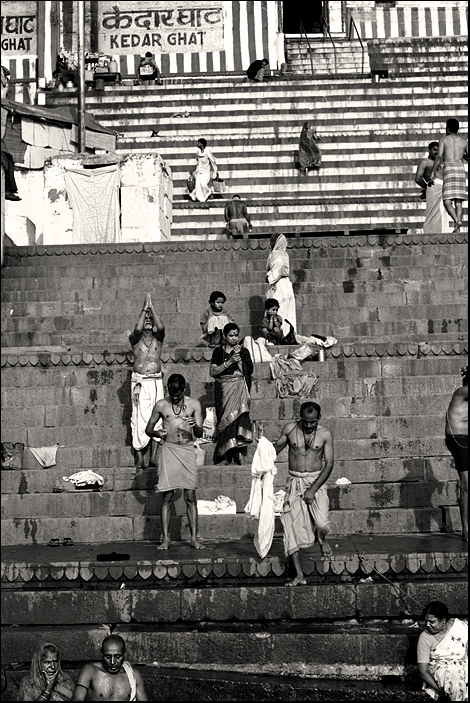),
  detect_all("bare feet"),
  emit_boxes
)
[452,222,461,233]
[286,576,307,587]
[319,540,333,556]
[190,540,205,549]
[157,540,170,550]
